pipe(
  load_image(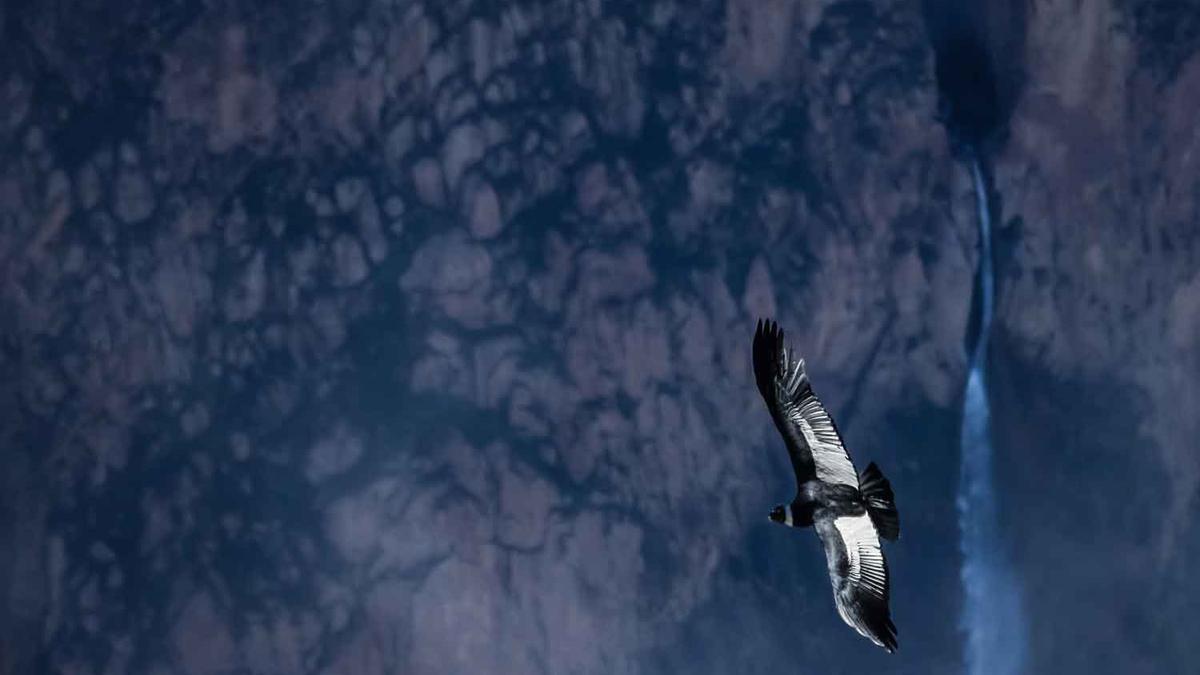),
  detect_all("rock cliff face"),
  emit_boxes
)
[0,0,1194,674]
[1,2,973,673]
[988,2,1200,672]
